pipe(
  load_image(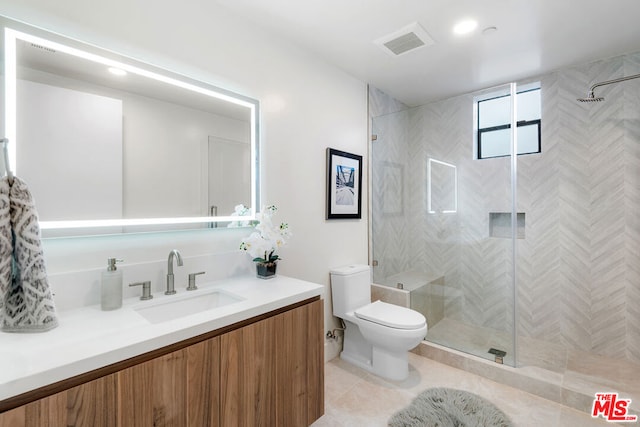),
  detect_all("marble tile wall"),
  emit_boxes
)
[370,51,640,363]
